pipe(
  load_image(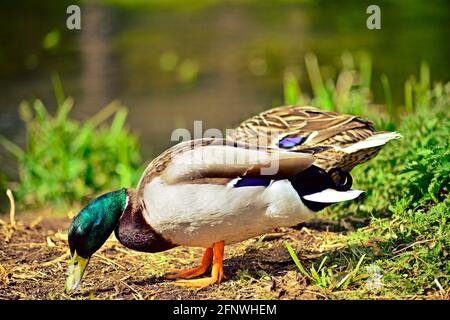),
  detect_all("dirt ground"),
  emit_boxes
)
[0,210,360,300]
